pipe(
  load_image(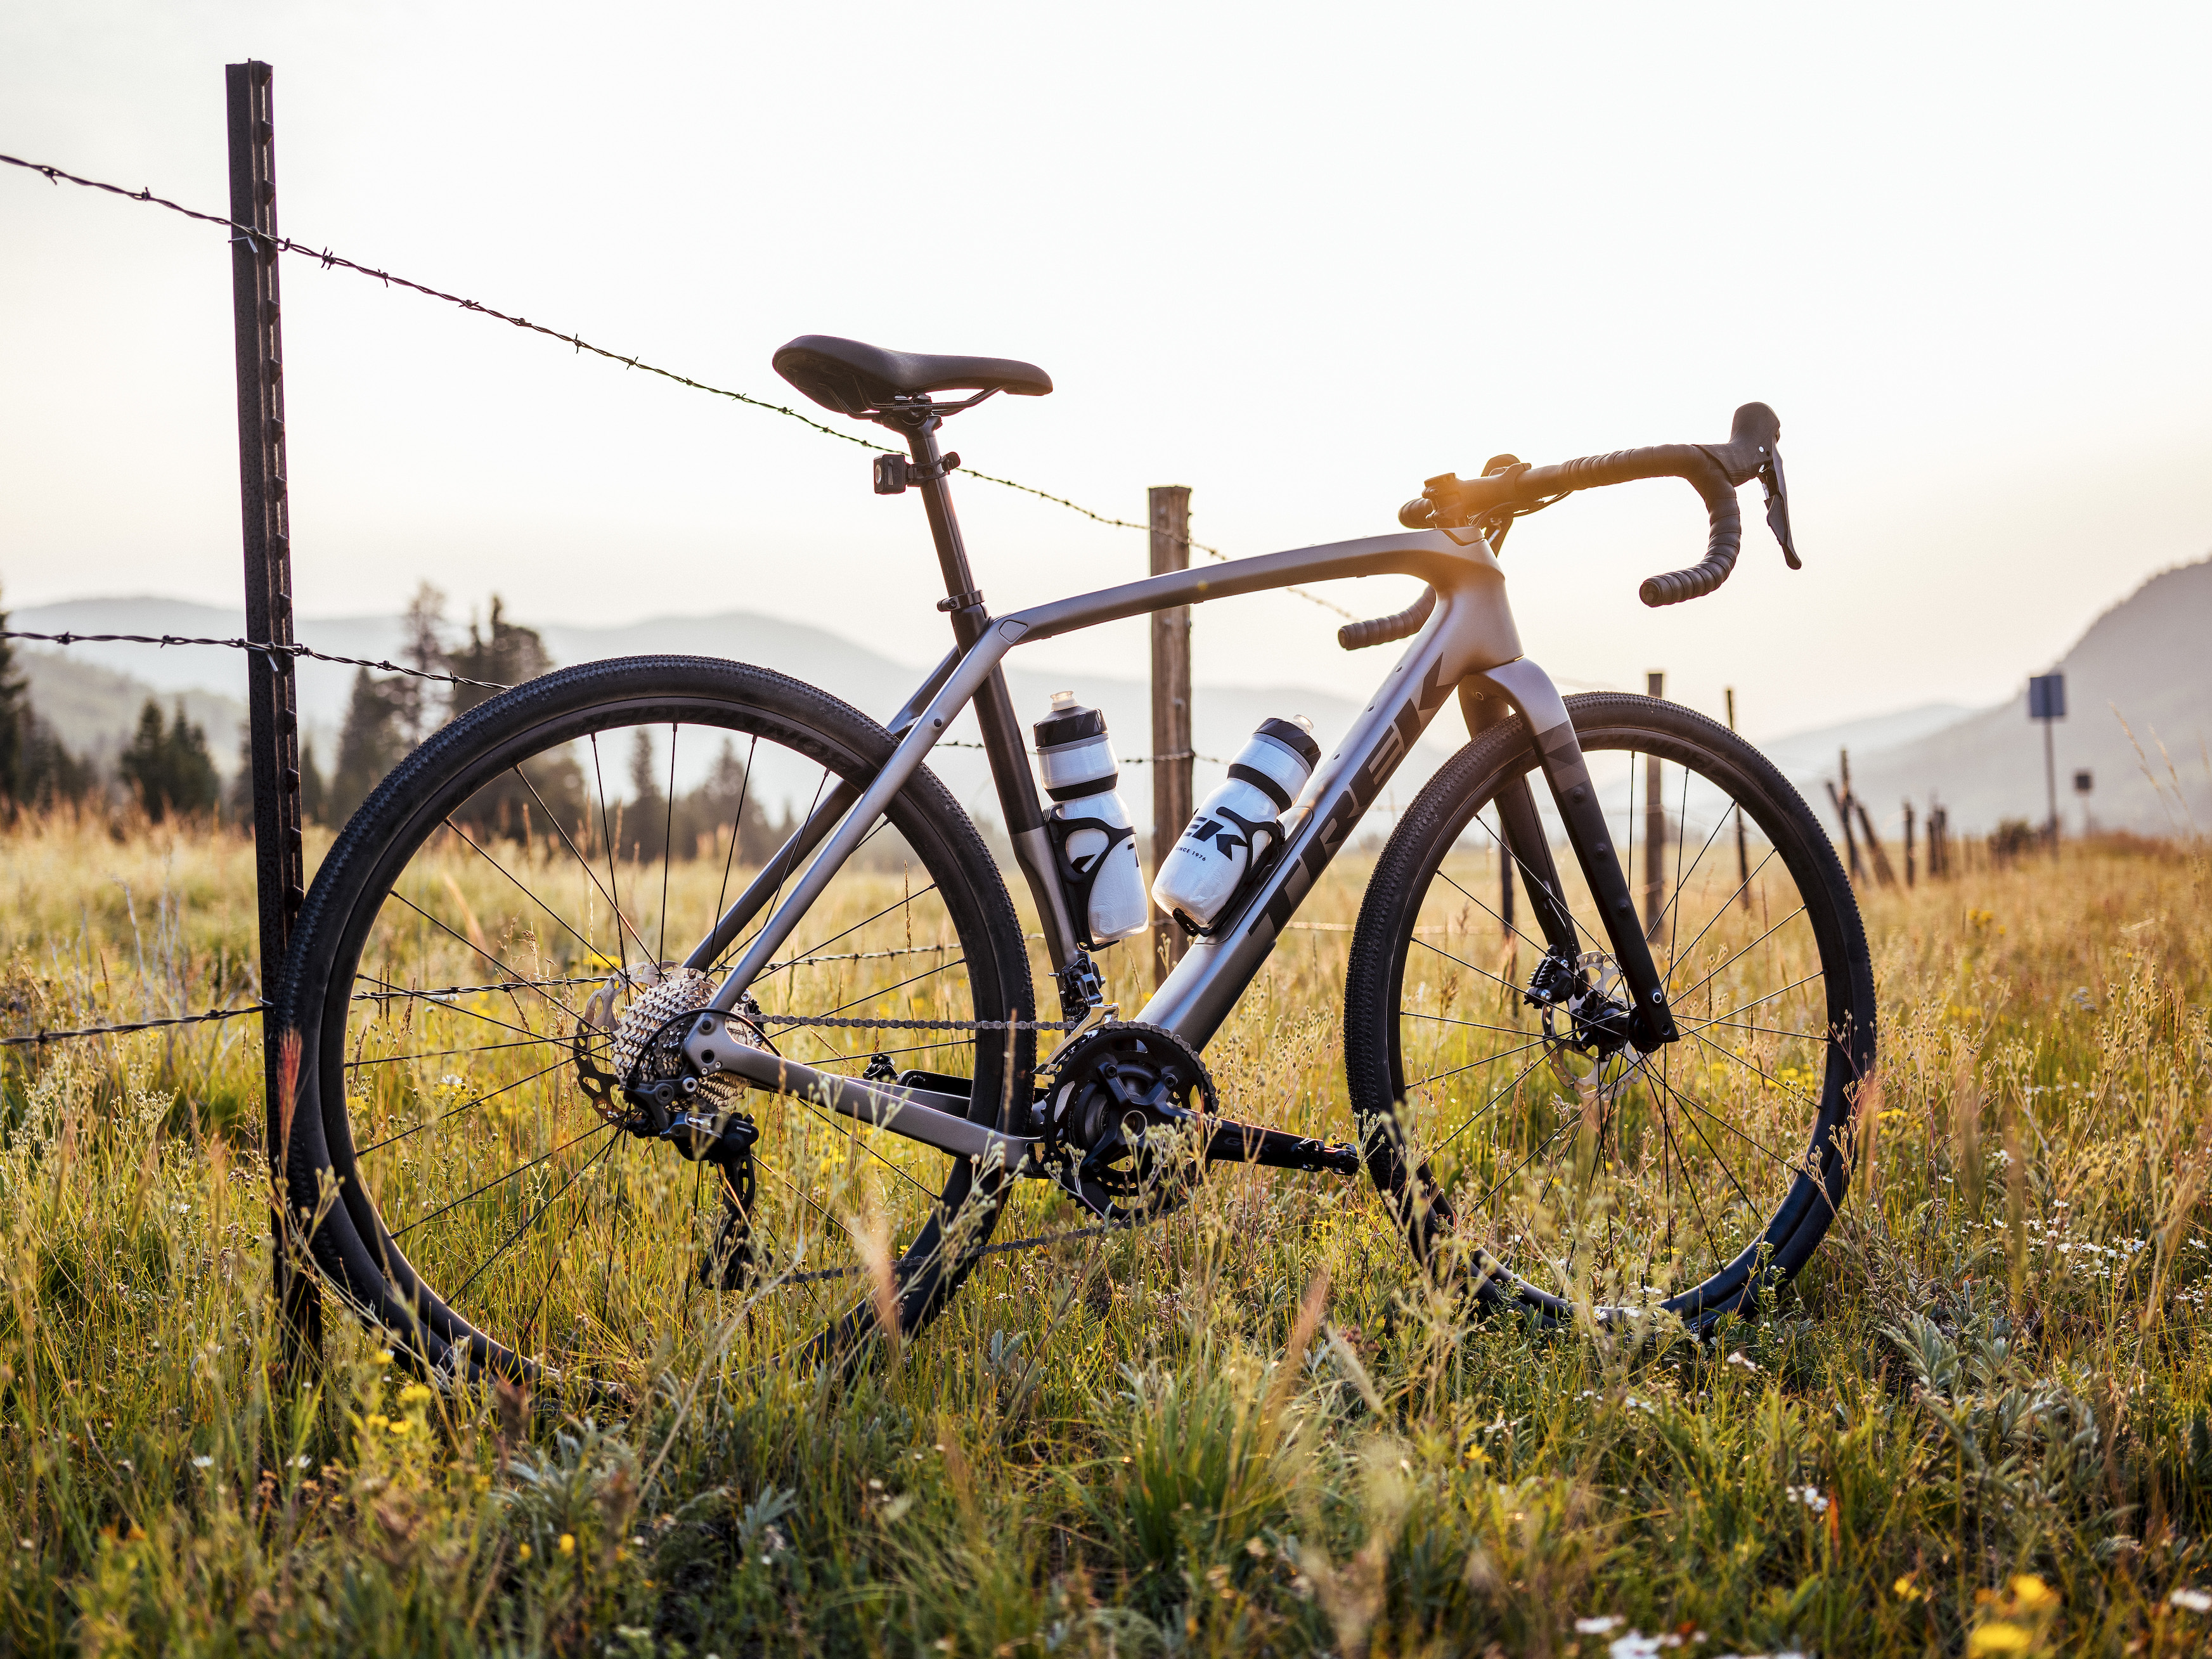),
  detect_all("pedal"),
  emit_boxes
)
[1203,1118,1361,1177]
